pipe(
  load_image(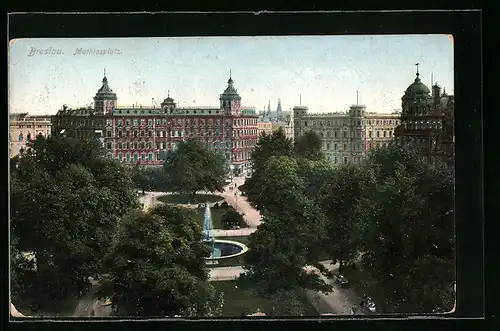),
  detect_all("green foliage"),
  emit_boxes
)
[131,165,169,193]
[221,208,245,229]
[317,164,376,269]
[163,140,228,196]
[294,130,324,161]
[10,135,138,309]
[246,156,304,214]
[99,205,222,317]
[267,290,310,316]
[244,128,294,196]
[297,158,335,200]
[242,192,330,295]
[356,145,455,312]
